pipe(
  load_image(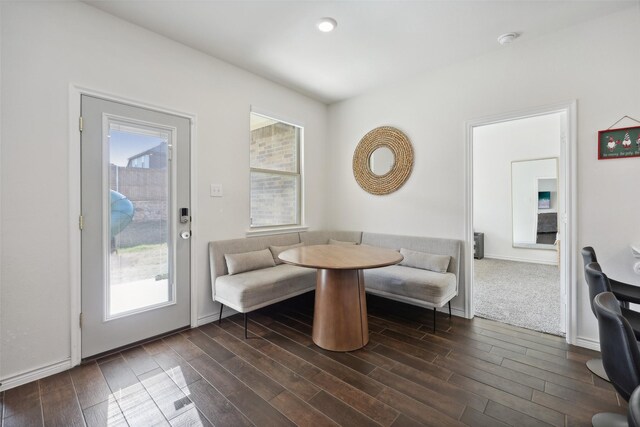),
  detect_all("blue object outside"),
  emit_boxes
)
[110,190,134,237]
